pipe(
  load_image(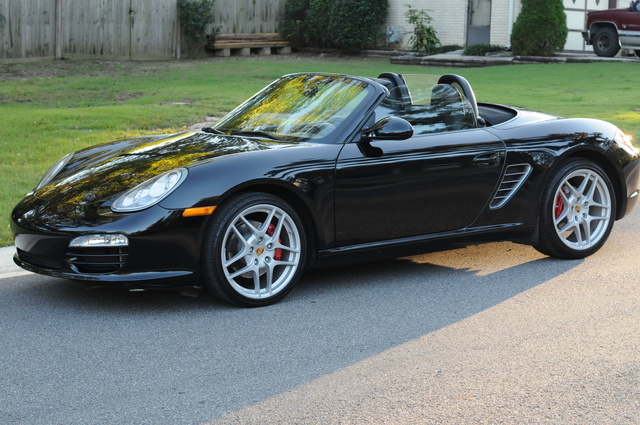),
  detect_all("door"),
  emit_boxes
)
[467,0,492,46]
[334,129,506,247]
[618,9,640,49]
